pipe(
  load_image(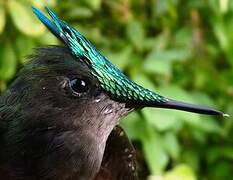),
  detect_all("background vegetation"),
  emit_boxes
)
[0,0,232,179]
